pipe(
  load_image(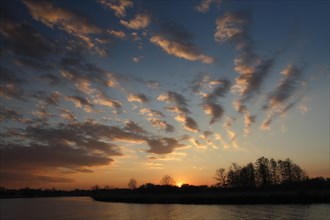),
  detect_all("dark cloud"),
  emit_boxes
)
[0,66,25,84]
[190,73,209,94]
[265,64,302,109]
[204,78,231,103]
[0,83,25,100]
[215,12,276,134]
[261,65,303,129]
[151,20,214,64]
[0,170,73,186]
[0,19,57,60]
[98,0,133,17]
[234,59,274,101]
[160,21,193,43]
[125,120,146,134]
[59,108,77,122]
[146,138,184,154]
[65,95,94,112]
[128,93,149,103]
[0,107,24,122]
[31,91,61,107]
[60,57,120,90]
[148,118,175,132]
[184,116,199,132]
[195,0,222,13]
[203,103,224,124]
[158,91,190,114]
[23,0,108,56]
[158,91,200,131]
[39,73,62,86]
[0,66,25,100]
[201,78,230,124]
